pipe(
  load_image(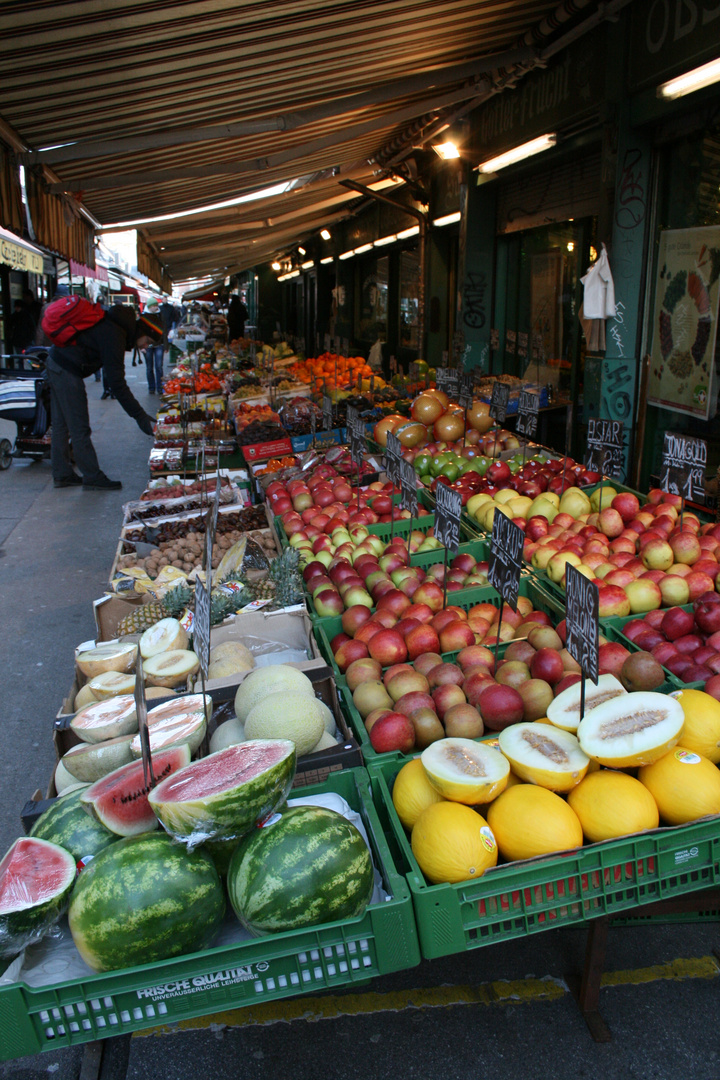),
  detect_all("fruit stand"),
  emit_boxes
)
[2,379,720,1063]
